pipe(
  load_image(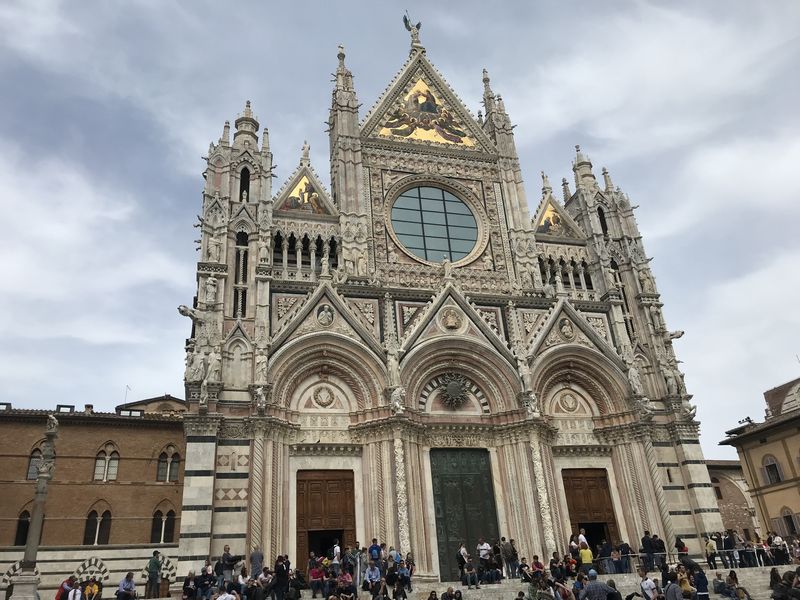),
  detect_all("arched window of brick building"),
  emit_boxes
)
[94,443,119,482]
[762,455,784,485]
[711,477,723,500]
[14,510,30,546]
[150,509,176,543]
[26,448,42,480]
[83,509,112,545]
[157,446,181,482]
